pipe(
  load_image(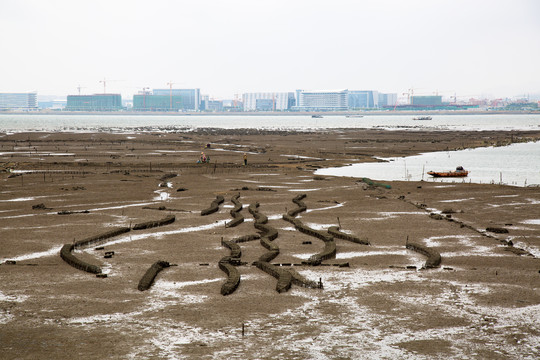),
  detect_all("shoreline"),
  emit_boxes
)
[2,109,540,116]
